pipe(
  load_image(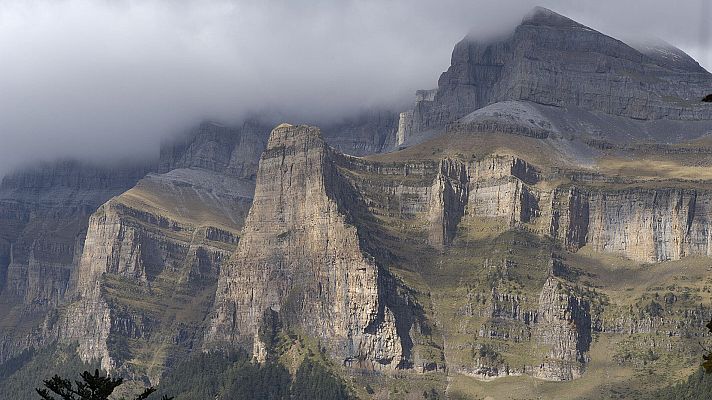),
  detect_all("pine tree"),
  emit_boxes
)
[35,369,172,400]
